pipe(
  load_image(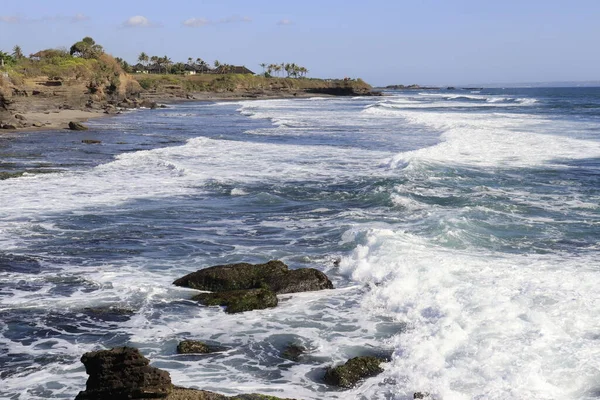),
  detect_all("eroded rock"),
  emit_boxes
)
[75,347,172,399]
